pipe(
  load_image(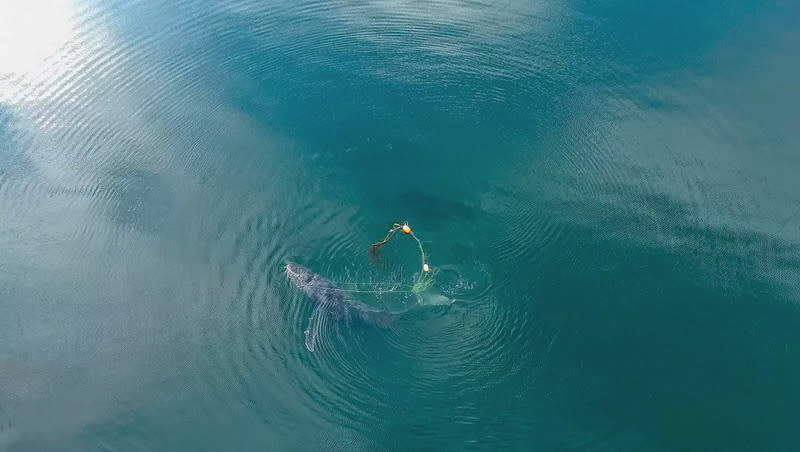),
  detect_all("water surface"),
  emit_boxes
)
[1,0,799,450]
